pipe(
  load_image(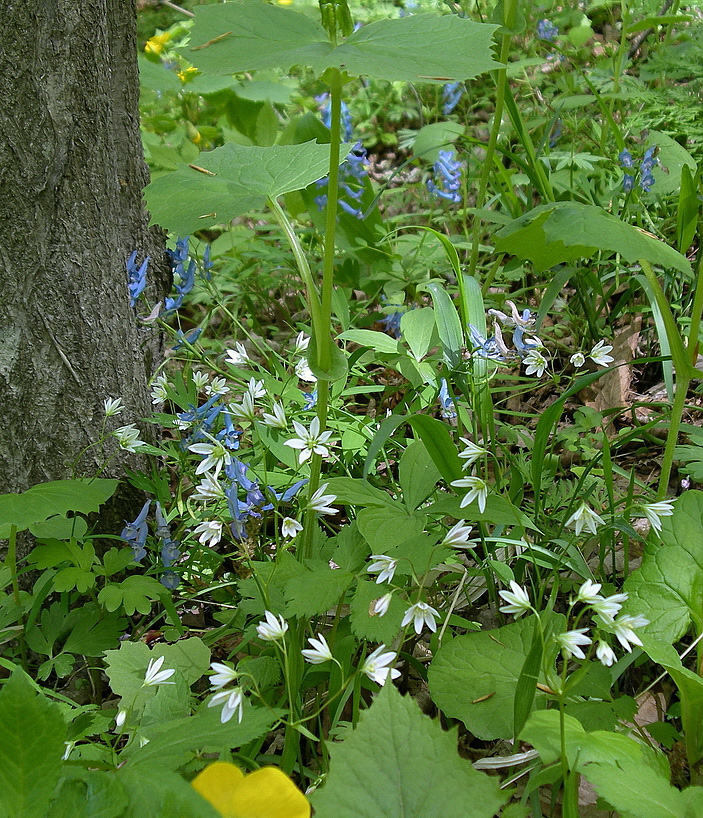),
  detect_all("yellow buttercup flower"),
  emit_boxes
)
[144,31,172,56]
[178,66,200,84]
[276,0,294,5]
[192,762,310,818]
